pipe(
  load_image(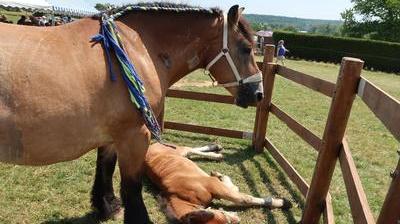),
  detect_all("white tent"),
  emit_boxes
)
[0,0,98,17]
[49,0,98,17]
[0,0,51,10]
